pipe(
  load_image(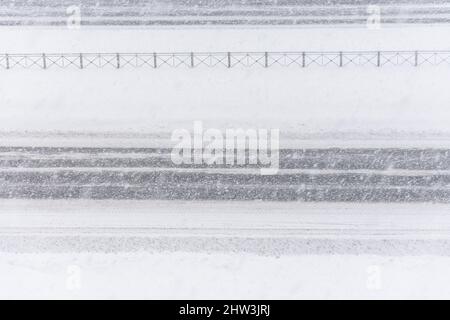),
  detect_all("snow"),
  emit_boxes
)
[1,18,450,299]
[5,1,450,26]
[1,200,449,254]
[1,252,450,299]
[2,61,450,139]
[1,200,448,299]
[4,132,450,149]
[2,25,450,53]
[1,26,450,139]
[1,200,449,235]
[3,200,449,299]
